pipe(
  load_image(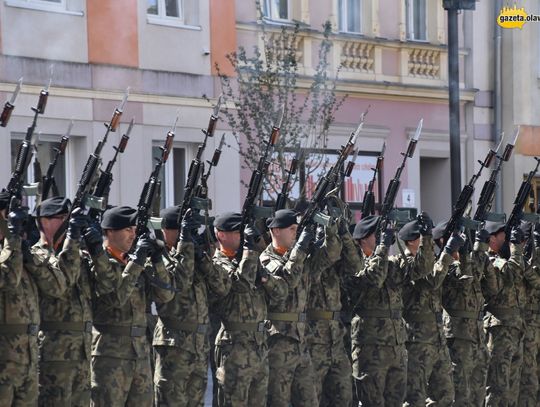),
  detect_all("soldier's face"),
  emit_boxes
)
[105,226,136,253]
[489,230,506,252]
[360,233,376,256]
[40,214,68,238]
[406,237,421,255]
[162,228,179,250]
[271,224,298,249]
[216,230,241,252]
